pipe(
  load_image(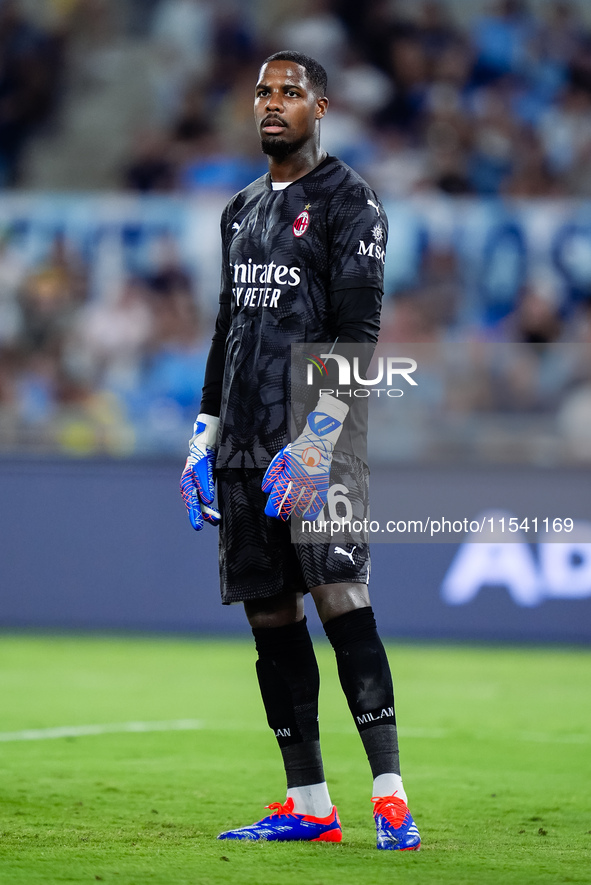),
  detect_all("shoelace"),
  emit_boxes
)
[265,798,296,817]
[371,794,407,828]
